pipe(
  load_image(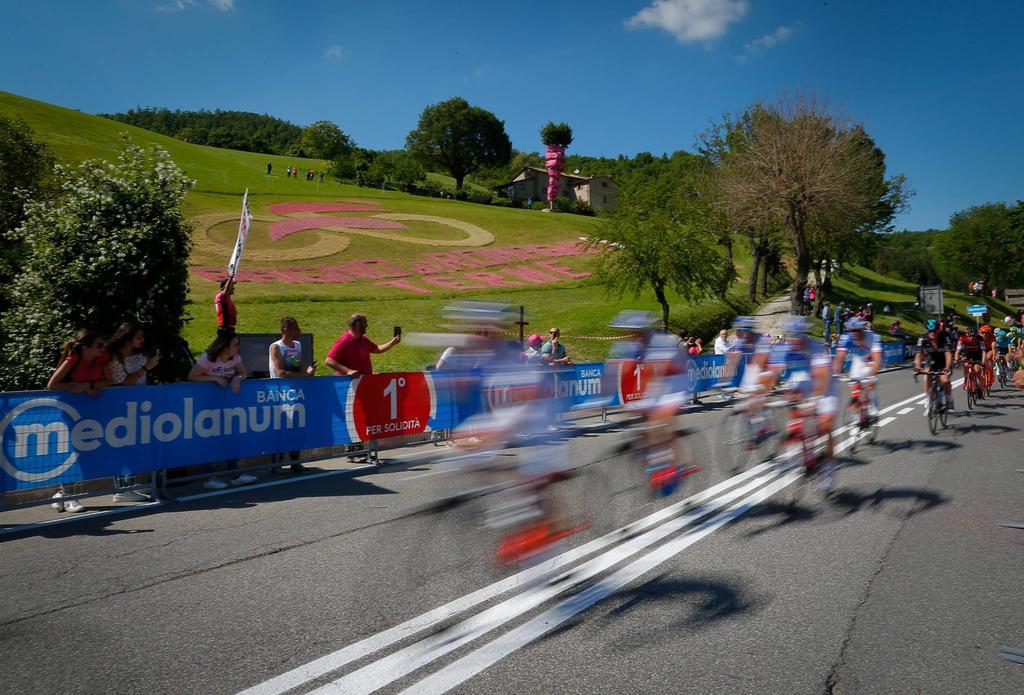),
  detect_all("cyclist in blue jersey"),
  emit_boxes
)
[768,317,838,489]
[994,327,1014,381]
[726,316,773,438]
[832,316,883,418]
